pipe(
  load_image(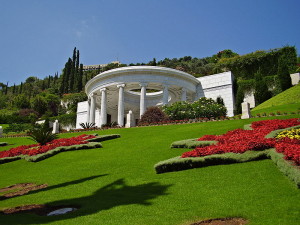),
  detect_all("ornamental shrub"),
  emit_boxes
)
[27,122,58,145]
[163,98,227,120]
[139,106,169,124]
